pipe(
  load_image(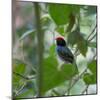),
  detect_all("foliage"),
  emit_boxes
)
[42,56,78,94]
[12,2,97,98]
